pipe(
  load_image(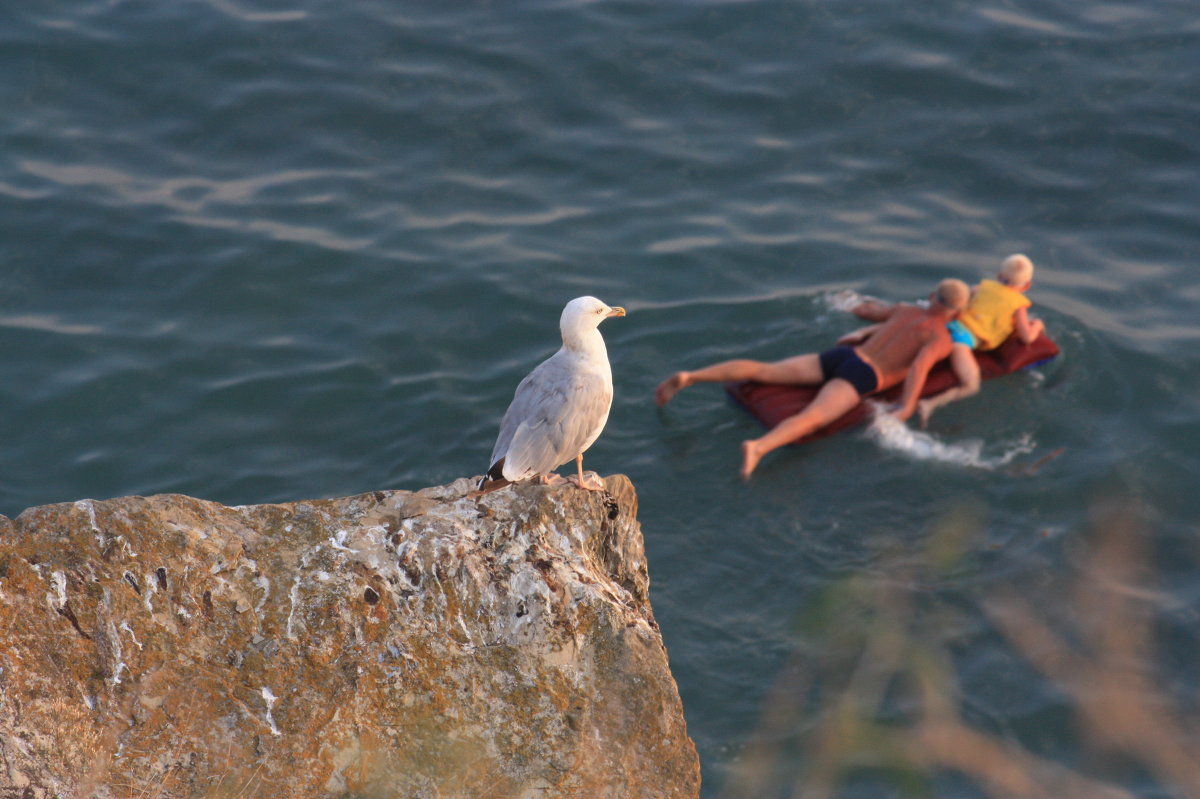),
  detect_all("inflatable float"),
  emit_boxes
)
[724,332,1060,445]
